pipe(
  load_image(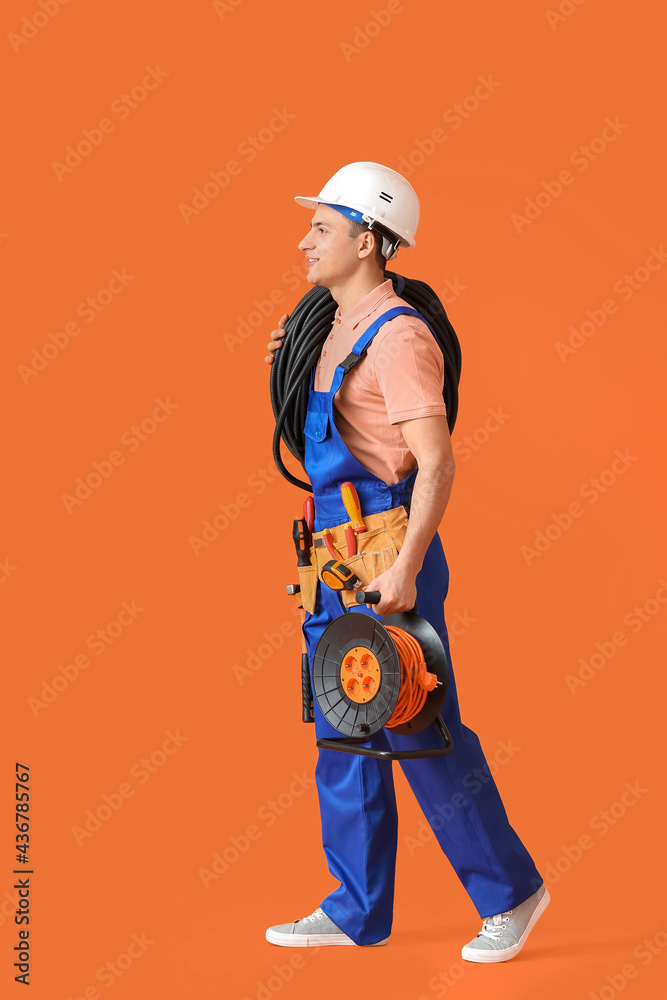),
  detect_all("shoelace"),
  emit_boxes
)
[479,909,512,940]
[298,908,325,926]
